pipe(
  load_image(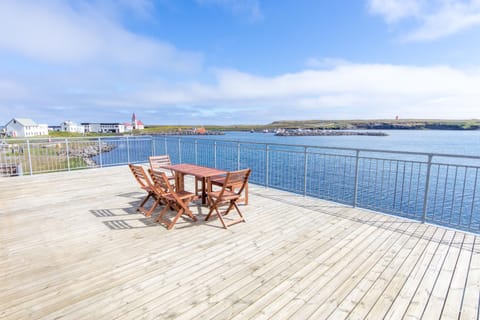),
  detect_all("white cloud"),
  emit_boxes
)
[406,1,480,41]
[368,0,480,41]
[112,63,480,122]
[0,0,202,71]
[305,57,352,69]
[368,0,421,23]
